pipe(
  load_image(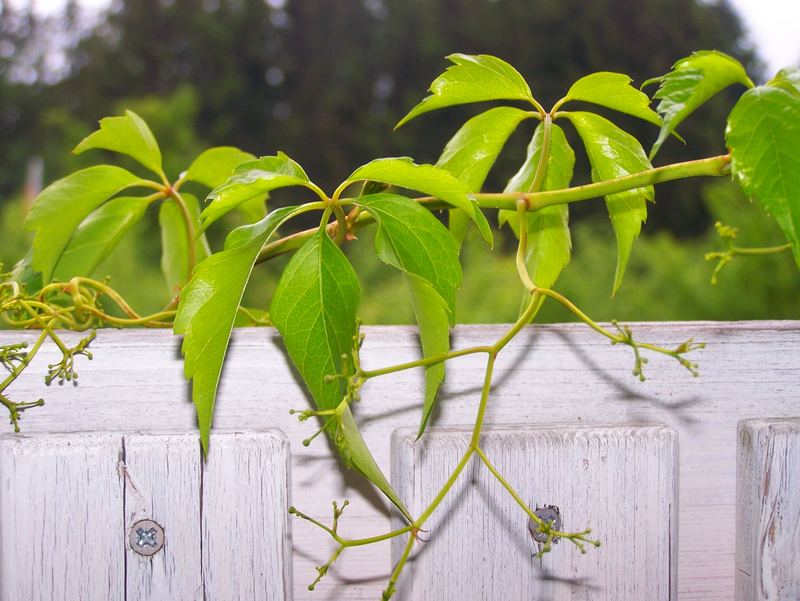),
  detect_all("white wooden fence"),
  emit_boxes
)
[0,321,798,600]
